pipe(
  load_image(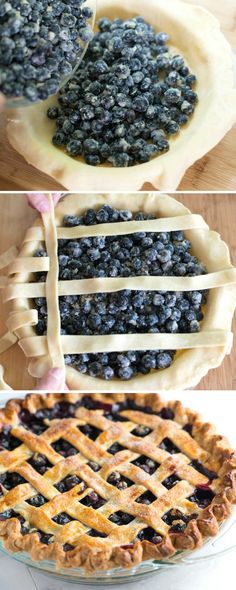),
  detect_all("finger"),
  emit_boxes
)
[52,193,63,206]
[26,193,50,213]
[36,367,68,391]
